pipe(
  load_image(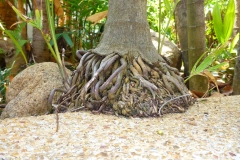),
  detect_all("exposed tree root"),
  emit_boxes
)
[49,51,194,117]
